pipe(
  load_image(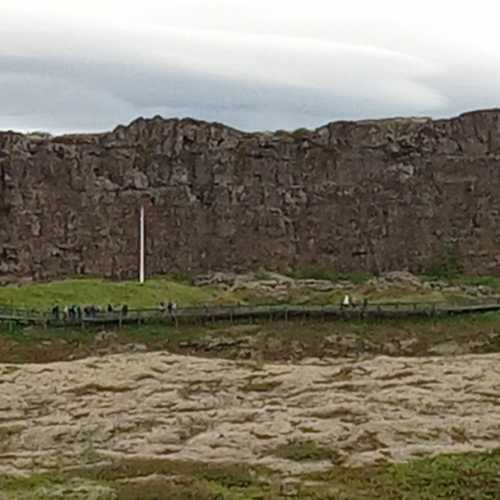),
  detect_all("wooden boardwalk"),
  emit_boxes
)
[1,299,500,329]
